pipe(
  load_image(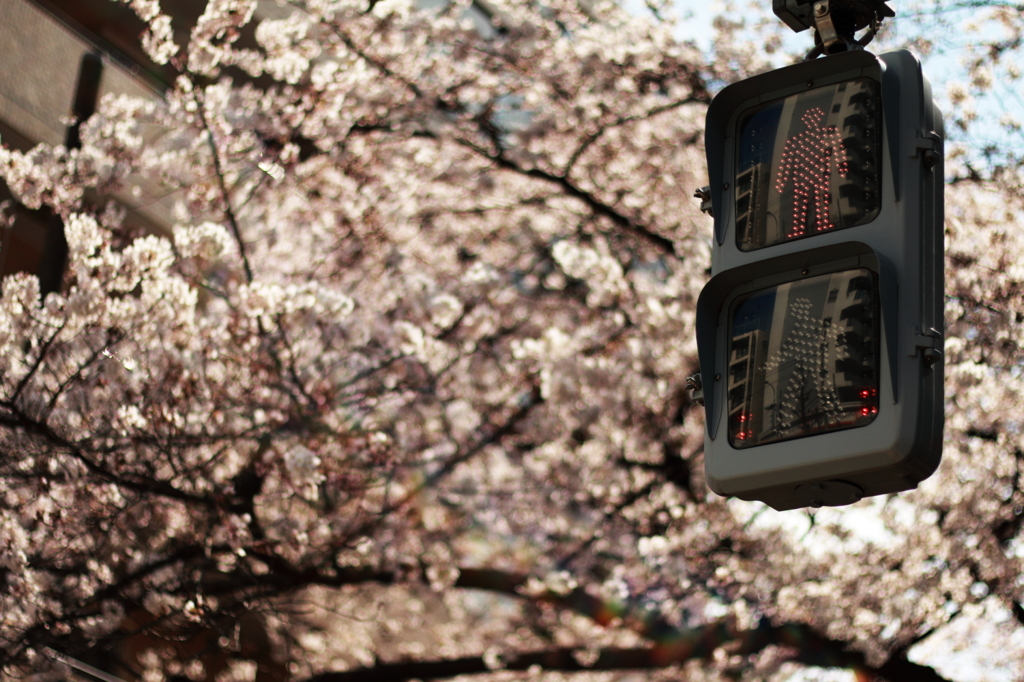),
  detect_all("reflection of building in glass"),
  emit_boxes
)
[734,162,772,249]
[730,269,878,448]
[726,328,768,443]
[735,79,880,251]
[833,82,880,224]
